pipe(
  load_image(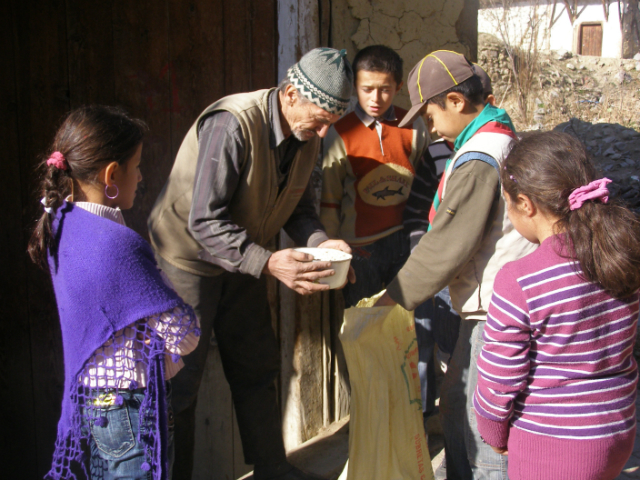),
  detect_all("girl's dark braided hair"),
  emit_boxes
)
[28,105,147,269]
